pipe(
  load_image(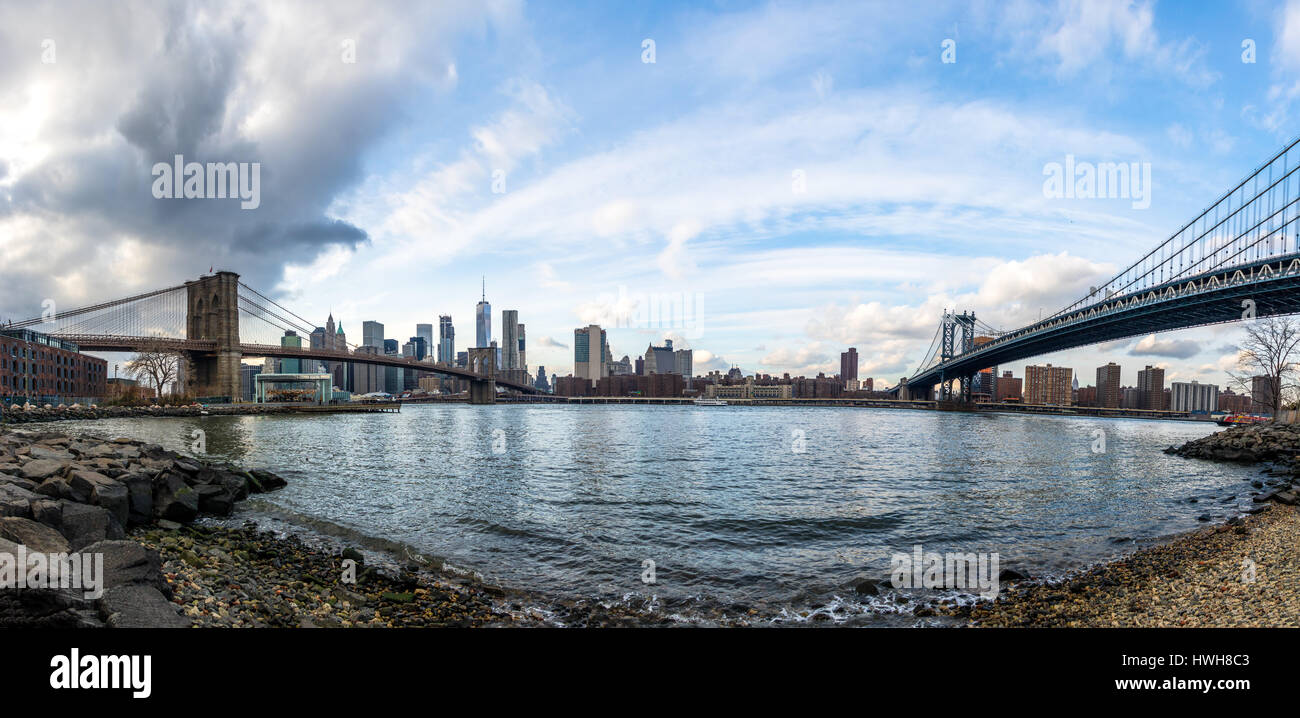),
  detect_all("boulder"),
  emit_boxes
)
[117,474,153,525]
[18,459,66,481]
[81,540,168,594]
[193,485,234,516]
[68,471,129,526]
[0,484,37,518]
[98,584,189,628]
[57,501,124,551]
[0,474,38,492]
[249,469,287,491]
[0,516,71,553]
[34,478,74,501]
[152,474,198,522]
[29,499,61,530]
[28,445,73,461]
